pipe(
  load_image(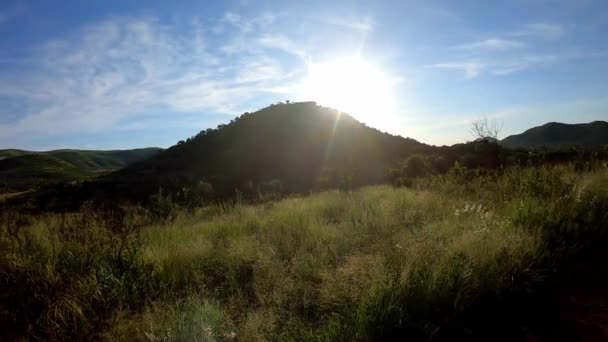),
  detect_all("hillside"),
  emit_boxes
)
[501,121,608,148]
[0,148,162,172]
[0,154,93,191]
[108,102,432,199]
[0,148,162,192]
